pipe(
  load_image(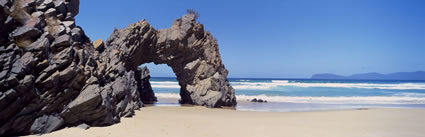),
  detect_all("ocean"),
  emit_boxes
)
[150,77,425,112]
